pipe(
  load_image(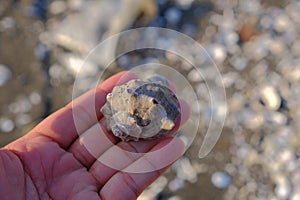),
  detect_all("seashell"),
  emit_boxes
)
[100,75,180,141]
